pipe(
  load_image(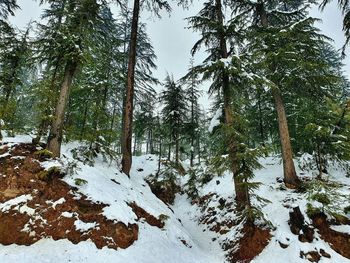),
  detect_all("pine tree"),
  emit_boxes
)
[186,0,253,210]
[0,0,19,140]
[0,24,30,139]
[0,0,18,19]
[184,57,201,167]
[231,0,343,187]
[160,74,187,165]
[36,0,105,157]
[121,0,171,176]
